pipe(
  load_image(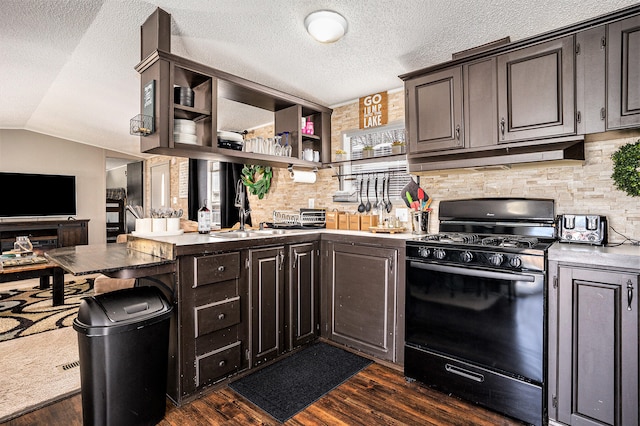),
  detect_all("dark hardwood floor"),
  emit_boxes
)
[3,362,524,425]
